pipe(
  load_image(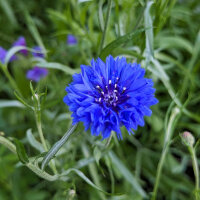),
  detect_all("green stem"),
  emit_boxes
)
[189,147,199,199]
[151,107,180,200]
[98,0,112,55]
[34,102,57,174]
[0,63,20,92]
[0,136,58,181]
[35,111,48,151]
